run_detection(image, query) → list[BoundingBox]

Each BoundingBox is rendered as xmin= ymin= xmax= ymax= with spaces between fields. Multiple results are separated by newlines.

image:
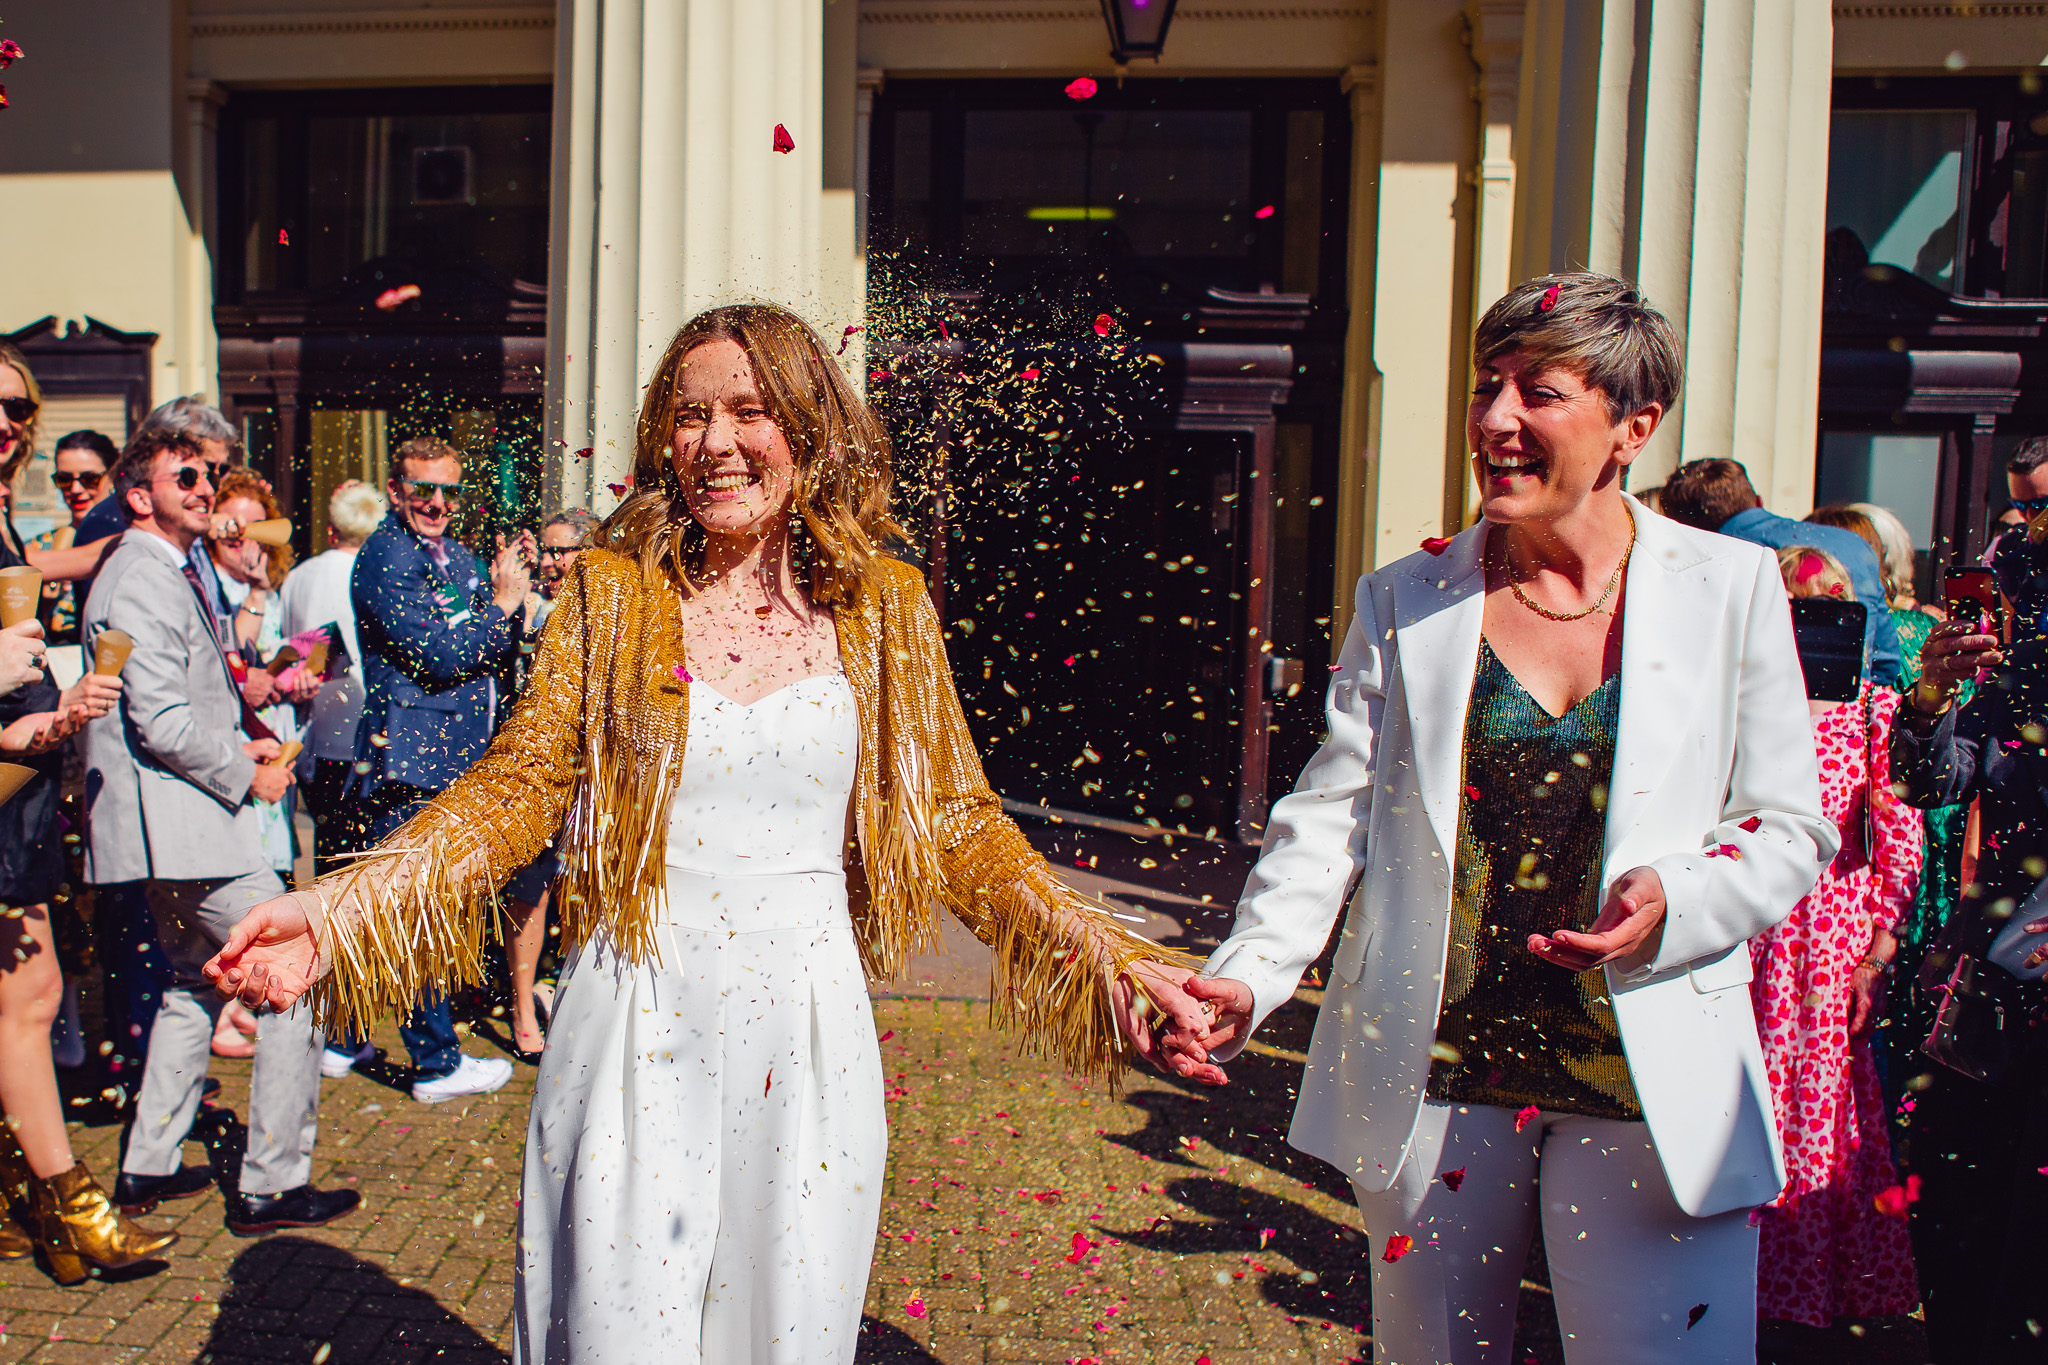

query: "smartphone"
xmin=1943 ymin=566 xmax=2010 ymax=641
xmin=1789 ymin=597 xmax=1867 ymax=703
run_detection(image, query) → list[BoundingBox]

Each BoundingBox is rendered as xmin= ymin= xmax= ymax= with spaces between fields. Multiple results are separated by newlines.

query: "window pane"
xmin=961 ymin=110 xmax=1252 ymax=259
xmin=1827 ymin=110 xmax=1972 ymax=288
xmin=1816 ymin=431 xmax=1941 ymax=552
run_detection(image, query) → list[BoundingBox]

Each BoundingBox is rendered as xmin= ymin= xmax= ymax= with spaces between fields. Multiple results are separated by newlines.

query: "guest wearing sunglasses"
xmin=27 ymin=431 xmax=118 ymax=645
xmin=342 ymin=437 xmax=534 ymax=1102
xmin=1989 ymin=436 xmax=2048 ymax=640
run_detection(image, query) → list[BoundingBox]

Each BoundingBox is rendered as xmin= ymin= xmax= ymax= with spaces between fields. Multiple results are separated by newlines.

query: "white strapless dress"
xmin=514 ymin=675 xmax=885 ymax=1364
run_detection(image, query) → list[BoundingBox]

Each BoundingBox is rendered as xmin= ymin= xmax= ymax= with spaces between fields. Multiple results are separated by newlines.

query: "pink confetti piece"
xmin=904 ymin=1296 xmax=928 ymax=1319
xmin=1019 ymin=367 xmax=1041 ymax=381
xmin=1063 ymin=655 xmax=1077 ymax=666
xmin=671 ymin=665 xmax=693 ymax=683
xmin=1538 ymin=283 xmax=1562 ymax=312
xmin=772 ymin=123 xmax=795 ymax=154
xmin=278 ymin=228 xmax=289 ymax=245
xmin=1705 ymin=843 xmax=1744 ymax=860
xmin=1254 ymin=204 xmax=1275 ymax=219
xmin=1514 ymin=1104 xmax=1539 ymax=1134
xmin=1258 ymin=1226 xmax=1275 ymax=1248
xmin=836 ymin=324 xmax=863 ymax=355
xmin=374 ymin=283 xmax=422 ymax=311
xmin=1873 ymin=1174 xmax=1922 ymax=1216
xmin=0 ymin=41 xmax=23 ymax=70
xmin=1093 ymin=313 xmax=1115 ymax=336
xmin=1064 ymin=1232 xmax=1097 ymax=1264
xmin=1380 ymin=1233 xmax=1414 ymax=1262
xmin=1065 ymin=76 xmax=1098 ymax=100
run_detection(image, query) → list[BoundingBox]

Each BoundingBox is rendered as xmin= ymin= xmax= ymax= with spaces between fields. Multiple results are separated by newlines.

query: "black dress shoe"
xmin=226 ymin=1184 xmax=360 ymax=1236
xmin=201 ymin=1077 xmax=222 ymax=1102
xmin=114 ymin=1165 xmax=217 ymax=1215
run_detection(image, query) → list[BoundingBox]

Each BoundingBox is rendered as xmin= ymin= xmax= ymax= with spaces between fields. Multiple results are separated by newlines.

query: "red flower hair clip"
xmin=1538 ymin=283 xmax=1562 ymax=312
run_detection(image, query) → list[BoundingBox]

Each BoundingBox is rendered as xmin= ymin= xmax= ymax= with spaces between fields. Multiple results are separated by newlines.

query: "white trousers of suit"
xmin=122 ymin=868 xmax=323 ymax=1196
xmin=1351 ymin=1100 xmax=1757 ymax=1365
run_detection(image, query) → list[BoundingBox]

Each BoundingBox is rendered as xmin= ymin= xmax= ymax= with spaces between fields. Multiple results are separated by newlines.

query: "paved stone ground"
xmin=0 ymin=817 xmax=1929 ymax=1363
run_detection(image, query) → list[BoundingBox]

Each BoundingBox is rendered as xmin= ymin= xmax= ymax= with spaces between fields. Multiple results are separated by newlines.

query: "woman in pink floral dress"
xmin=1750 ymin=545 xmax=1923 ymax=1327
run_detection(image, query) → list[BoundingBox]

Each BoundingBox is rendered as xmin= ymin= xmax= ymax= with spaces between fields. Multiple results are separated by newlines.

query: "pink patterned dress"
xmin=1749 ymin=684 xmax=1923 ymax=1324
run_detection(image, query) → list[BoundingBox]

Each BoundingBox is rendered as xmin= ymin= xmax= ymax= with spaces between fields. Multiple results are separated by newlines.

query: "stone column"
xmin=1513 ymin=0 xmax=1834 ymax=504
xmin=546 ymin=0 xmax=827 ymax=514
xmin=1463 ymin=0 xmax=1524 ymax=524
xmin=181 ymin=79 xmax=226 ymax=403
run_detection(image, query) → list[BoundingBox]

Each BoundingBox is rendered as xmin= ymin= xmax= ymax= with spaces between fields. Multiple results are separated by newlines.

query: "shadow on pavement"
xmin=855 ymin=1314 xmax=946 ymax=1363
xmin=201 ymin=1235 xmax=507 ymax=1364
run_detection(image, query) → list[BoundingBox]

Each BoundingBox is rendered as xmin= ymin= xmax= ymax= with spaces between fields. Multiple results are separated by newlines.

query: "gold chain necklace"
xmin=1500 ymin=519 xmax=1637 ymax=622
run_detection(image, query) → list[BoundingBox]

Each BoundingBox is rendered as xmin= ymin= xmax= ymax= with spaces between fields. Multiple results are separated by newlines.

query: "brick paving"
xmin=0 ymin=817 xmax=1927 ymax=1363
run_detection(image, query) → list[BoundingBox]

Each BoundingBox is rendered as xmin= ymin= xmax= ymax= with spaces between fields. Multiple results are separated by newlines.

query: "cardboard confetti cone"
xmin=302 ymin=639 xmax=330 ymax=680
xmin=0 ymin=566 xmax=41 ymax=626
xmin=242 ymin=518 xmax=292 ymax=547
xmin=91 ymin=629 xmax=133 ymax=677
xmin=268 ymin=741 xmax=303 ymax=769
xmin=265 ymin=645 xmax=300 ymax=676
xmin=0 ymin=763 xmax=35 ymax=807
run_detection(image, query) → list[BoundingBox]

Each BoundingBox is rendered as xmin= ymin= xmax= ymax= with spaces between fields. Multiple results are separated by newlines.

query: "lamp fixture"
xmin=1099 ymin=0 xmax=1178 ymax=63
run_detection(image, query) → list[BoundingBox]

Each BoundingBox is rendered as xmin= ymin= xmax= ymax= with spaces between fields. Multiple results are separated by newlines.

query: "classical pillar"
xmin=181 ymin=80 xmax=227 ymax=403
xmin=1329 ymin=61 xmax=1381 ymax=636
xmin=1513 ymin=0 xmax=1834 ymax=504
xmin=546 ymin=0 xmax=827 ymax=514
xmin=1463 ymin=1 xmax=1524 ymax=524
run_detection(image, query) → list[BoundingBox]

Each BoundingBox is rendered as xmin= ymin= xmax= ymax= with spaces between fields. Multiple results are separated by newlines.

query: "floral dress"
xmin=1750 ymin=684 xmax=1923 ymax=1324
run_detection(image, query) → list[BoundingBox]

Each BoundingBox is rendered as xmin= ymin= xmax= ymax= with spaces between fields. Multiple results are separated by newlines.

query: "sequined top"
xmin=1427 ymin=639 xmax=1642 ymax=1120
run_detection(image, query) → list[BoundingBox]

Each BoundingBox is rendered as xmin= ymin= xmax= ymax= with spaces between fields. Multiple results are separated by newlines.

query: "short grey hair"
xmin=1474 ymin=272 xmax=1685 ymax=424
xmin=329 ymin=481 xmax=388 ymax=545
xmin=135 ymin=396 xmax=243 ymax=461
xmin=543 ymin=508 xmax=599 ymax=545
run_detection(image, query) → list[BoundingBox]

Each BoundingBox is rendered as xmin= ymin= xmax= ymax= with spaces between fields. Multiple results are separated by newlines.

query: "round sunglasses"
xmin=51 ymin=470 xmax=103 ymax=492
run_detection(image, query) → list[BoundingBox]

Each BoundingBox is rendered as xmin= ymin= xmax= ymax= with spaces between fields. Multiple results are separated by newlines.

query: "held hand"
xmin=1157 ymin=976 xmax=1253 ymax=1087
xmin=1114 ymin=960 xmax=1210 ymax=1069
xmin=1914 ymin=618 xmax=2003 ymax=711
xmin=242 ymin=670 xmax=280 ymax=709
xmin=241 ymin=737 xmax=283 ymax=763
xmin=2020 ymin=915 xmax=2048 ymax=971
xmin=283 ymin=666 xmax=323 ymax=704
xmin=0 ymin=620 xmax=45 ymax=695
xmin=248 ymin=762 xmax=293 ymax=805
xmin=12 ymin=703 xmax=90 ymax=754
xmin=204 ymin=894 xmax=320 ymax=1012
xmin=491 ymin=531 xmax=534 ymax=613
xmin=1530 ymin=866 xmax=1667 ymax=972
xmin=56 ymin=672 xmax=120 ymax=721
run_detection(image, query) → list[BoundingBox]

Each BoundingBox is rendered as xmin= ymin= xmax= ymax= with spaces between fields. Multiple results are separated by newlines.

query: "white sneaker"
xmin=411 ymin=1054 xmax=513 ymax=1104
xmin=320 ymin=1042 xmax=376 ymax=1079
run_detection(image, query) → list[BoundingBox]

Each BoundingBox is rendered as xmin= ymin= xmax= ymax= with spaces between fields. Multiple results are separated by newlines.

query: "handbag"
xmin=1922 ymin=951 xmax=2016 ymax=1083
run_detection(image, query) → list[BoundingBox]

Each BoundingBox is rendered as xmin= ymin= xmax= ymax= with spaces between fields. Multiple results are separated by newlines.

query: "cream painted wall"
xmin=1834 ymin=5 xmax=2048 ymax=72
xmin=188 ymin=1 xmax=554 ymax=85
xmin=857 ymin=0 xmax=1373 ymax=74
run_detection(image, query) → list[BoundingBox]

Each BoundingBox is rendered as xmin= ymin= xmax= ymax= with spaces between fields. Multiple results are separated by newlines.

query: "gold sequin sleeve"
xmin=877 ymin=567 xmax=1199 ymax=1084
xmin=303 ymin=560 xmax=602 ymax=1035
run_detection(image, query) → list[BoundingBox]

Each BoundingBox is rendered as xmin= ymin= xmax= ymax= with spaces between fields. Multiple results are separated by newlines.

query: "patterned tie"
xmin=182 ymin=559 xmax=276 ymax=743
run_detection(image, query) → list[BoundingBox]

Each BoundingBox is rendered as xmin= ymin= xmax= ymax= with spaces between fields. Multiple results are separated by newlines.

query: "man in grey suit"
xmin=81 ymin=427 xmax=358 ymax=1235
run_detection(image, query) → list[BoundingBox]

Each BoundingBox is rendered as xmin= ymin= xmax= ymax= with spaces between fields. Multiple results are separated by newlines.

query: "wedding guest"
xmin=28 ymin=430 xmax=117 ymax=645
xmin=338 ymin=437 xmax=529 ymax=1101
xmin=1750 ymin=545 xmax=1921 ymax=1344
xmin=1155 ymin=273 xmax=1835 ymax=1365
xmin=1889 ymin=594 xmax=2048 ymax=1363
xmin=1662 ymin=458 xmax=1901 ymax=685
xmin=206 ymin=302 xmax=1203 ymax=1363
xmin=83 ymin=426 xmax=356 ymax=1243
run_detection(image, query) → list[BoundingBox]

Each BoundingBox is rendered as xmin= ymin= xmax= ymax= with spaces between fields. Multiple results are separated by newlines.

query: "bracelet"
xmin=1858 ymin=955 xmax=1892 ymax=974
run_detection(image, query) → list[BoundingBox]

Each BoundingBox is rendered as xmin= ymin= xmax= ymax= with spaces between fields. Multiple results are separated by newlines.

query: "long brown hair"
xmin=593 ymin=303 xmax=900 ymax=607
xmin=0 ymin=343 xmax=43 ymax=486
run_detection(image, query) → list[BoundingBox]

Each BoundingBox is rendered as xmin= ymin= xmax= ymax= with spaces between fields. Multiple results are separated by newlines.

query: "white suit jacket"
xmin=1205 ymin=497 xmax=1837 ymax=1217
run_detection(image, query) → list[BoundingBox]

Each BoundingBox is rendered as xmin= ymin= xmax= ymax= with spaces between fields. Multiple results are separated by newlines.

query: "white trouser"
xmin=1350 ymin=1100 xmax=1757 ymax=1365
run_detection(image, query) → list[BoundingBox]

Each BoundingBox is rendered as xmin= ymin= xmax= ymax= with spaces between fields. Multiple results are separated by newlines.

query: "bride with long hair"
xmin=205 ymin=303 xmax=1203 ymax=1363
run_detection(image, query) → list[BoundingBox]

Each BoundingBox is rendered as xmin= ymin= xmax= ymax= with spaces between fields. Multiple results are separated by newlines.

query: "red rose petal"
xmin=904 ymin=1296 xmax=928 ymax=1319
xmin=1065 ymin=77 xmax=1098 ymax=100
xmin=1739 ymin=816 xmax=1763 ymax=833
xmin=1380 ymin=1232 xmax=1414 ymax=1262
xmin=1514 ymin=1104 xmax=1539 ymax=1134
xmin=1464 ymin=785 xmax=1482 ymax=801
xmin=1686 ymin=1303 xmax=1708 ymax=1330
xmin=1441 ymin=1166 xmax=1466 ymax=1192
xmin=1093 ymin=313 xmax=1115 ymax=337
xmin=1020 ymin=367 xmax=1041 ymax=381
xmin=1421 ymin=536 xmax=1453 ymax=556
xmin=772 ymin=123 xmax=795 ymax=154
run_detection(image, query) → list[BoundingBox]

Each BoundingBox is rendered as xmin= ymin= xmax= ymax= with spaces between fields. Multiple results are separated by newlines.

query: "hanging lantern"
xmin=1098 ymin=0 xmax=1179 ymax=63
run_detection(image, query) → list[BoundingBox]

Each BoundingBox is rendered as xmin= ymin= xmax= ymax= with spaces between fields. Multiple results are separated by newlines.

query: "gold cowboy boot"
xmin=26 ymin=1161 xmax=176 ymax=1285
xmin=0 ymin=1120 xmax=38 ymax=1258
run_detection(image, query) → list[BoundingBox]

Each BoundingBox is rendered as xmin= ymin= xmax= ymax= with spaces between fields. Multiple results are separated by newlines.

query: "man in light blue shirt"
xmin=1659 ymin=458 xmax=1901 ymax=687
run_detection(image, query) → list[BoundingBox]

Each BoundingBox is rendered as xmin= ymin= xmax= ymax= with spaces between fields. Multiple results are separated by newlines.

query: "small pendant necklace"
xmin=1500 ymin=519 xmax=1637 ymax=622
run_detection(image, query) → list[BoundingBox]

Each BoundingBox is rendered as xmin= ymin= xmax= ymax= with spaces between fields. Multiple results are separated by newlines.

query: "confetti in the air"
xmin=374 ymin=283 xmax=422 ymax=311
xmin=1380 ymin=1233 xmax=1414 ymax=1262
xmin=573 ymin=447 xmax=593 ymax=461
xmin=1065 ymin=77 xmax=1098 ymax=100
xmin=1441 ymin=1166 xmax=1466 ymax=1191
xmin=0 ymin=41 xmax=23 ymax=69
xmin=1514 ymin=1104 xmax=1539 ymax=1134
xmin=1254 ymin=205 xmax=1275 ymax=219
xmin=764 ymin=1069 xmax=773 ymax=1096
xmin=607 ymin=482 xmax=631 ymax=498
xmin=279 ymin=229 xmax=290 ymax=245
xmin=672 ymin=666 xmax=693 ymax=683
xmin=1464 ymin=784 xmax=1482 ymax=801
xmin=1687 ymin=1303 xmax=1709 ymax=1330
xmin=1019 ymin=367 xmax=1041 ymax=381
xmin=1258 ymin=1226 xmax=1275 ymax=1248
xmin=837 ymin=324 xmax=863 ymax=356
xmin=1093 ymin=313 xmax=1115 ymax=337
xmin=772 ymin=123 xmax=795 ymax=154
xmin=904 ymin=1296 xmax=928 ymax=1319
xmin=1873 ymin=1174 xmax=1922 ymax=1216
xmin=1422 ymin=536 xmax=1453 ymax=556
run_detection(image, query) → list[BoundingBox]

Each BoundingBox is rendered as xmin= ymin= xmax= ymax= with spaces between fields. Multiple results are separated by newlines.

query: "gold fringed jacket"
xmin=309 ymin=549 xmax=1180 ymax=1081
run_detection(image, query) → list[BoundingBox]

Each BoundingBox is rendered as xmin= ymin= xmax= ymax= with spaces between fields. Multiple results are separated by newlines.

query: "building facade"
xmin=0 ymin=0 xmax=2042 ymax=841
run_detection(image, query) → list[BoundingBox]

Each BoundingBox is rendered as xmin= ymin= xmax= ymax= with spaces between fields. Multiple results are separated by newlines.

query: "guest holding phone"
xmin=1889 ymin=573 xmax=2048 ymax=1364
xmin=1151 ymin=273 xmax=1836 ymax=1365
xmin=1751 ymin=546 xmax=1922 ymax=1350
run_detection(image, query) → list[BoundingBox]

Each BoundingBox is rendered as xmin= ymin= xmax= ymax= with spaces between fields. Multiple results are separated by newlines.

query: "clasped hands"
xmin=1118 ymin=867 xmax=1667 ymax=1087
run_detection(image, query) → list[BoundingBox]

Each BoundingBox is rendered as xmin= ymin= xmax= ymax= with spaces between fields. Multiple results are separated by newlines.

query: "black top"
xmin=1427 ymin=639 xmax=1642 ymax=1120
xmin=0 ymin=515 xmax=64 ymax=905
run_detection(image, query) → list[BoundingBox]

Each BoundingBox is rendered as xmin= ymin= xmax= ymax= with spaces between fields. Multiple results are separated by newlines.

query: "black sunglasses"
xmin=2013 ymin=497 xmax=2048 ymax=516
xmin=157 ymin=465 xmax=214 ymax=492
xmin=50 ymin=470 xmax=103 ymax=491
xmin=0 ymin=397 xmax=37 ymax=424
